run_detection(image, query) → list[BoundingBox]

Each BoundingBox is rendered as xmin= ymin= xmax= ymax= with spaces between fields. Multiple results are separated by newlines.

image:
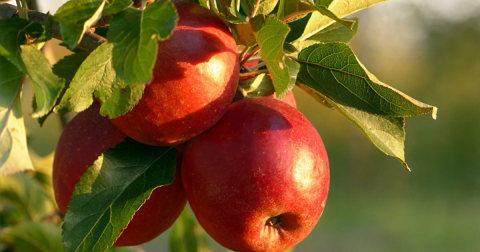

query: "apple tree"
xmin=0 ymin=0 xmax=437 ymax=251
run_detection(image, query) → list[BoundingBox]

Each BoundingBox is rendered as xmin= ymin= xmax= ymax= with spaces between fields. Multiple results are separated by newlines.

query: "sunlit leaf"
xmin=0 ymin=56 xmax=33 ymax=175
xmin=234 ymin=73 xmax=275 ymax=102
xmin=55 ymin=0 xmax=106 ymax=49
xmin=251 ymin=16 xmax=300 ymax=98
xmin=301 ymin=0 xmax=355 ymax=30
xmin=296 ymin=0 xmax=389 ymax=41
xmin=108 ymin=1 xmax=178 ymax=85
xmin=306 ymin=17 xmax=359 ymax=43
xmin=295 ymin=42 xmax=437 ymax=118
xmin=20 ymin=45 xmax=65 ymax=118
xmin=297 ymin=83 xmax=409 ymax=170
xmin=62 ymin=139 xmax=177 ymax=252
xmin=277 ymin=0 xmax=315 ymax=22
xmin=54 ymin=43 xmax=145 ymax=118
xmin=241 ymin=0 xmax=279 ymax=18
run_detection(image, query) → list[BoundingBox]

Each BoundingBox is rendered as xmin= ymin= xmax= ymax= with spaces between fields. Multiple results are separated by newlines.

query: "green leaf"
xmin=234 ymin=73 xmax=275 ymax=102
xmin=35 ymin=13 xmax=54 ymax=43
xmin=52 ymin=51 xmax=90 ymax=84
xmin=251 ymin=16 xmax=300 ymax=98
xmin=0 ymin=18 xmax=44 ymax=70
xmin=108 ymin=1 xmax=178 ymax=85
xmin=182 ymin=0 xmax=205 ymax=7
xmin=103 ymin=0 xmax=132 ymax=15
xmin=54 ymin=43 xmax=145 ymax=118
xmin=20 ymin=45 xmax=65 ymax=118
xmin=241 ymin=0 xmax=279 ymax=18
xmin=276 ymin=0 xmax=315 ymax=22
xmin=0 ymin=56 xmax=33 ymax=175
xmin=301 ymin=0 xmax=355 ymax=30
xmin=0 ymin=221 xmax=63 ymax=252
xmin=231 ymin=23 xmax=257 ymax=46
xmin=0 ymin=172 xmax=55 ymax=221
xmin=30 ymin=51 xmax=90 ymax=126
xmin=55 ymin=0 xmax=106 ymax=49
xmin=295 ymin=43 xmax=437 ymax=118
xmin=239 ymin=73 xmax=275 ymax=98
xmin=296 ymin=0 xmax=389 ymax=41
xmin=169 ymin=208 xmax=213 ymax=252
xmin=62 ymin=139 xmax=177 ymax=252
xmin=306 ymin=17 xmax=359 ymax=43
xmin=297 ymin=83 xmax=410 ymax=170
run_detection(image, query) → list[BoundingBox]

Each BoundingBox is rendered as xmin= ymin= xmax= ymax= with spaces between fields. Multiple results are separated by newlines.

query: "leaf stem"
xmin=239 ymin=47 xmax=260 ymax=66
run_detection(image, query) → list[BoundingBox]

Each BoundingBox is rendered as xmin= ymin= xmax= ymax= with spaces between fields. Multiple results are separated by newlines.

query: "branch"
xmin=0 ymin=3 xmax=106 ymax=52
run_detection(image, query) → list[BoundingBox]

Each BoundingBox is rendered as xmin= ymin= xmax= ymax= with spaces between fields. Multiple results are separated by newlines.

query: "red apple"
xmin=181 ymin=97 xmax=329 ymax=252
xmin=110 ymin=2 xmax=239 ymax=146
xmin=53 ymin=102 xmax=187 ymax=246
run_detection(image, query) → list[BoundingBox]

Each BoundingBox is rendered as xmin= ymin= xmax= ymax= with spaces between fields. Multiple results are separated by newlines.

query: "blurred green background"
xmin=3 ymin=0 xmax=480 ymax=251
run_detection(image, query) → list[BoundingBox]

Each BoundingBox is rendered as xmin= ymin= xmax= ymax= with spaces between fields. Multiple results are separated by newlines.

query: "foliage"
xmin=0 ymin=0 xmax=437 ymax=251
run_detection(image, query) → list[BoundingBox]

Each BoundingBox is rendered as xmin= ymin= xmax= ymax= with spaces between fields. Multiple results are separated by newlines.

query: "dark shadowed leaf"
xmin=0 ymin=18 xmax=44 ymax=69
xmin=62 ymin=139 xmax=177 ymax=252
xmin=52 ymin=51 xmax=90 ymax=84
xmin=103 ymin=0 xmax=132 ymax=15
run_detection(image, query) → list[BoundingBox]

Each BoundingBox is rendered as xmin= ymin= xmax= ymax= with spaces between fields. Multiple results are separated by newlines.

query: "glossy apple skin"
xmin=182 ymin=98 xmax=329 ymax=252
xmin=111 ymin=2 xmax=239 ymax=146
xmin=53 ymin=102 xmax=187 ymax=246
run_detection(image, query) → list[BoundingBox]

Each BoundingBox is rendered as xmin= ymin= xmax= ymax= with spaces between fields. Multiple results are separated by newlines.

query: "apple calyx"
xmin=266 ymin=215 xmax=284 ymax=229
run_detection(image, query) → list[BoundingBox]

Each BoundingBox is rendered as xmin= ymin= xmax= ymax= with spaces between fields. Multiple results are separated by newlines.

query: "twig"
xmin=0 ymin=3 xmax=106 ymax=52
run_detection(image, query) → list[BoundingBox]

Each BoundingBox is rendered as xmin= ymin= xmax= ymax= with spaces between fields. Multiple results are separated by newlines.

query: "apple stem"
xmin=266 ymin=215 xmax=283 ymax=229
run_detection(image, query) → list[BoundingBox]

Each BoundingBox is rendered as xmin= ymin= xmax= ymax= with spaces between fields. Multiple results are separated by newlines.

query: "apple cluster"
xmin=53 ymin=2 xmax=329 ymax=252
